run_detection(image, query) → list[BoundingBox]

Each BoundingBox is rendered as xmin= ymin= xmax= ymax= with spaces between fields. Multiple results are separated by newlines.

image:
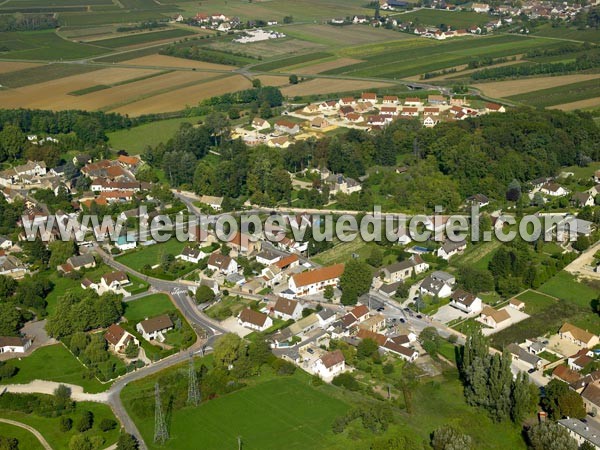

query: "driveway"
xmin=481 ymin=306 xmax=530 ymax=336
xmin=546 ymin=334 xmax=582 ymax=358
xmin=565 ymin=240 xmax=600 ymax=280
xmin=220 ymin=316 xmax=253 ymax=337
xmin=433 ymin=304 xmax=470 ymax=324
xmin=0 ymin=320 xmax=55 ymax=362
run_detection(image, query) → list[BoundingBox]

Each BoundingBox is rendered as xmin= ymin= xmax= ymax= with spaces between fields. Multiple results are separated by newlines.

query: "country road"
xmin=0 ymin=418 xmax=53 ymax=450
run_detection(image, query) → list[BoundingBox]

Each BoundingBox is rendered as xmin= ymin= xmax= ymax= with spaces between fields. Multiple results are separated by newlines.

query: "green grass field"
xmin=0 ymin=401 xmax=119 ymax=450
xmin=0 ymin=63 xmax=99 ymax=88
xmin=116 ymin=240 xmax=188 ymax=272
xmin=58 ymin=10 xmax=173 ymax=26
xmin=507 ymin=78 xmax=600 ymax=107
xmin=122 ymin=371 xmax=350 ymax=450
xmin=108 ymin=115 xmax=202 ymax=151
xmin=0 ymin=29 xmax=108 ymax=60
xmin=1 ymin=344 xmax=109 ymax=393
xmin=532 ymin=23 xmax=600 ymax=44
xmin=0 ymin=422 xmax=44 ymax=450
xmin=538 ymin=271 xmax=598 ymax=309
xmin=514 ymin=289 xmax=557 ymax=315
xmin=123 ymin=293 xmax=176 ymax=323
xmin=325 ymin=34 xmax=560 ymax=79
xmin=252 ymin=52 xmax=334 ymax=72
xmin=399 ymin=9 xmax=488 ymax=28
xmin=90 ymin=28 xmax=197 ymax=49
xmin=279 ymin=23 xmax=409 ymax=47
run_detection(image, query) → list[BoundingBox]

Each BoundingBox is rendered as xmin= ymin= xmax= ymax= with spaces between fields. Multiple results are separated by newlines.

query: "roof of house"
xmin=208 ymin=252 xmax=234 ymax=270
xmin=291 ymin=263 xmax=345 ymax=288
xmin=361 ymin=92 xmax=377 ymax=100
xmin=509 ymin=298 xmax=525 ymax=307
xmin=506 ymin=343 xmax=541 ymax=367
xmin=68 ymin=254 xmax=95 ymax=268
xmin=317 ymin=308 xmax=336 ymax=322
xmin=274 ymin=252 xmax=299 ymax=270
xmin=440 ymin=240 xmax=467 ymax=254
xmin=382 ymin=339 xmax=416 ymax=357
xmin=275 ymin=119 xmax=298 ymax=129
xmin=319 ymin=349 xmax=345 ymax=368
xmin=351 ymin=304 xmax=369 ymax=320
xmin=239 ymin=308 xmax=269 ymax=327
xmin=481 ymin=306 xmax=510 ymax=324
xmin=139 ymin=314 xmax=173 ymax=334
xmin=383 ymin=255 xmax=425 ymax=274
xmin=104 ymin=324 xmax=127 ymax=346
xmin=358 ymin=314 xmax=386 ymax=330
xmin=341 ymin=313 xmax=357 ymax=329
xmin=102 ymin=271 xmax=128 ymax=285
xmin=0 ymin=336 xmax=29 ymax=347
xmin=560 ymin=323 xmax=597 ymax=344
xmin=552 ymin=364 xmax=581 ymax=384
xmin=273 ymin=298 xmax=300 ymax=316
xmin=582 ymin=381 xmax=600 ymax=407
xmin=357 ymin=329 xmax=387 ymax=346
xmin=451 ymin=289 xmax=479 ymax=307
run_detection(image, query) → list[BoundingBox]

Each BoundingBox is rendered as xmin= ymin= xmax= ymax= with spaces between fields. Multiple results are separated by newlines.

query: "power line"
xmin=154 ymin=382 xmax=169 ymax=444
xmin=187 ymin=354 xmax=201 ymax=406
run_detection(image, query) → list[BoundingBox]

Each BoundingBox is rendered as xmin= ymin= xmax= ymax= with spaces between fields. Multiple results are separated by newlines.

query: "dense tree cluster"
xmin=339 ymin=259 xmax=373 ymax=305
xmin=527 ymin=421 xmax=578 ymax=450
xmin=66 ymin=332 xmax=126 ymax=381
xmin=458 ymin=330 xmax=538 ymax=423
xmin=0 ymin=13 xmax=57 ymax=32
xmin=46 ymin=290 xmax=123 ymax=338
xmin=541 ymin=379 xmax=586 ymax=420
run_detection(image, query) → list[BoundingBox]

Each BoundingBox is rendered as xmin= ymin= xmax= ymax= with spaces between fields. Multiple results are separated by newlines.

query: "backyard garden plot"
xmin=325 ymin=35 xmax=560 ymax=79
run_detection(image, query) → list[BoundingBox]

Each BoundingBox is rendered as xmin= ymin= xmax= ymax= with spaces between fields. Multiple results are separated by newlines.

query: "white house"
xmin=559 ymin=323 xmax=599 ymax=348
xmin=380 ymin=255 xmax=429 ymax=283
xmin=177 ymin=246 xmax=206 ymax=264
xmin=137 ymin=315 xmax=173 ymax=342
xmin=255 ymin=250 xmax=281 ymax=266
xmin=437 ymin=240 xmax=467 ymax=261
xmin=288 ymin=263 xmax=345 ymax=296
xmin=274 ymin=120 xmax=300 ymax=135
xmin=101 ymin=271 xmax=130 ymax=292
xmin=238 ymin=308 xmax=273 ymax=332
xmin=251 ymin=117 xmax=270 ymax=131
xmin=207 ymin=252 xmax=238 ymax=275
xmin=449 ymin=290 xmax=483 ymax=314
xmin=479 ymin=306 xmax=511 ymax=329
xmin=0 ymin=236 xmax=13 ymax=250
xmin=419 ymin=273 xmax=453 ymax=298
xmin=0 ymin=336 xmax=32 ymax=354
xmin=313 ymin=349 xmax=346 ymax=381
xmin=540 ymin=182 xmax=568 ymax=197
xmin=200 ymin=195 xmax=224 ymax=211
xmin=272 ymin=297 xmax=303 ymax=321
xmin=104 ymin=324 xmax=139 ymax=353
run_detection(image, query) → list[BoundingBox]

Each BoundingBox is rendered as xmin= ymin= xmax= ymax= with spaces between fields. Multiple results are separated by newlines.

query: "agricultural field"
xmin=0 ymin=63 xmax=99 ymax=88
xmin=0 ymin=344 xmax=110 ymax=393
xmin=0 ymin=29 xmax=108 ymax=60
xmin=108 ymin=115 xmax=203 ymax=152
xmin=507 ymin=78 xmax=600 ymax=109
xmin=293 ymin=57 xmax=364 ymax=75
xmin=252 ymin=52 xmax=334 ymax=72
xmin=473 ymin=73 xmax=600 ymax=99
xmin=207 ymin=36 xmax=323 ymax=60
xmin=0 ymin=60 xmax=39 ymax=73
xmin=88 ymin=28 xmax=198 ymax=49
xmin=398 ymin=9 xmax=489 ymax=28
xmin=280 ymin=78 xmax=395 ymax=98
xmin=279 ymin=23 xmax=409 ymax=47
xmin=175 ymin=0 xmax=374 ymax=23
xmin=110 ymin=74 xmax=252 ymax=115
xmin=123 ymin=53 xmax=235 ymax=71
xmin=325 ymin=35 xmax=562 ymax=80
xmin=531 ymin=23 xmax=600 ymax=44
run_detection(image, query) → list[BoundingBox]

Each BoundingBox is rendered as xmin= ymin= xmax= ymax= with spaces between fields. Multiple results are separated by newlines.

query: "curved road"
xmin=0 ymin=418 xmax=53 ymax=450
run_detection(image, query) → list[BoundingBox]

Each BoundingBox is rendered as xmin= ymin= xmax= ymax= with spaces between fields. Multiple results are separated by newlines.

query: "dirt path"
xmin=564 ymin=240 xmax=600 ymax=280
xmin=0 ymin=418 xmax=53 ymax=450
xmin=2 ymin=380 xmax=109 ymax=403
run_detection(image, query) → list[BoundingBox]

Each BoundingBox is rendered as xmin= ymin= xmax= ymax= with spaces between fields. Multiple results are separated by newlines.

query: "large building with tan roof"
xmin=288 ymin=263 xmax=345 ymax=296
xmin=559 ymin=323 xmax=599 ymax=348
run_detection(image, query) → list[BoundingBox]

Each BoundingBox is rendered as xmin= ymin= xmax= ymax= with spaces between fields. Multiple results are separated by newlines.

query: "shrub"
xmin=99 ymin=418 xmax=117 ymax=432
xmin=60 ymin=416 xmax=73 ymax=432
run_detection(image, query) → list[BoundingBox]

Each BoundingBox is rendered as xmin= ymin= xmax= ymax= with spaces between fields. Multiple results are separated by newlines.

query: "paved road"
xmin=0 ymin=418 xmax=53 ymax=450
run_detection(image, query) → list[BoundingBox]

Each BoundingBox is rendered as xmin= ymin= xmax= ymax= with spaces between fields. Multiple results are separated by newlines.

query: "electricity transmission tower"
xmin=154 ymin=382 xmax=169 ymax=444
xmin=187 ymin=355 xmax=201 ymax=406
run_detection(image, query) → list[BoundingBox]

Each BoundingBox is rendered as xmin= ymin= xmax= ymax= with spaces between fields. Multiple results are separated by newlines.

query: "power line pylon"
xmin=187 ymin=355 xmax=201 ymax=406
xmin=154 ymin=382 xmax=169 ymax=444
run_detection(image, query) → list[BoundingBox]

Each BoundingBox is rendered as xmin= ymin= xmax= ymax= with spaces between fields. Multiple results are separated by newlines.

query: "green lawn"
xmin=0 ymin=29 xmax=108 ymax=60
xmin=122 ymin=370 xmax=350 ymax=450
xmin=0 ymin=401 xmax=120 ymax=450
xmin=514 ymin=289 xmax=557 ymax=315
xmin=561 ymin=161 xmax=600 ymax=179
xmin=123 ymin=293 xmax=176 ymax=323
xmin=107 ymin=116 xmax=202 ymax=152
xmin=204 ymin=296 xmax=256 ymax=321
xmin=0 ymin=422 xmax=44 ymax=450
xmin=116 ymin=240 xmax=188 ymax=272
xmin=1 ymin=344 xmax=109 ymax=393
xmin=538 ymin=271 xmax=598 ymax=308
